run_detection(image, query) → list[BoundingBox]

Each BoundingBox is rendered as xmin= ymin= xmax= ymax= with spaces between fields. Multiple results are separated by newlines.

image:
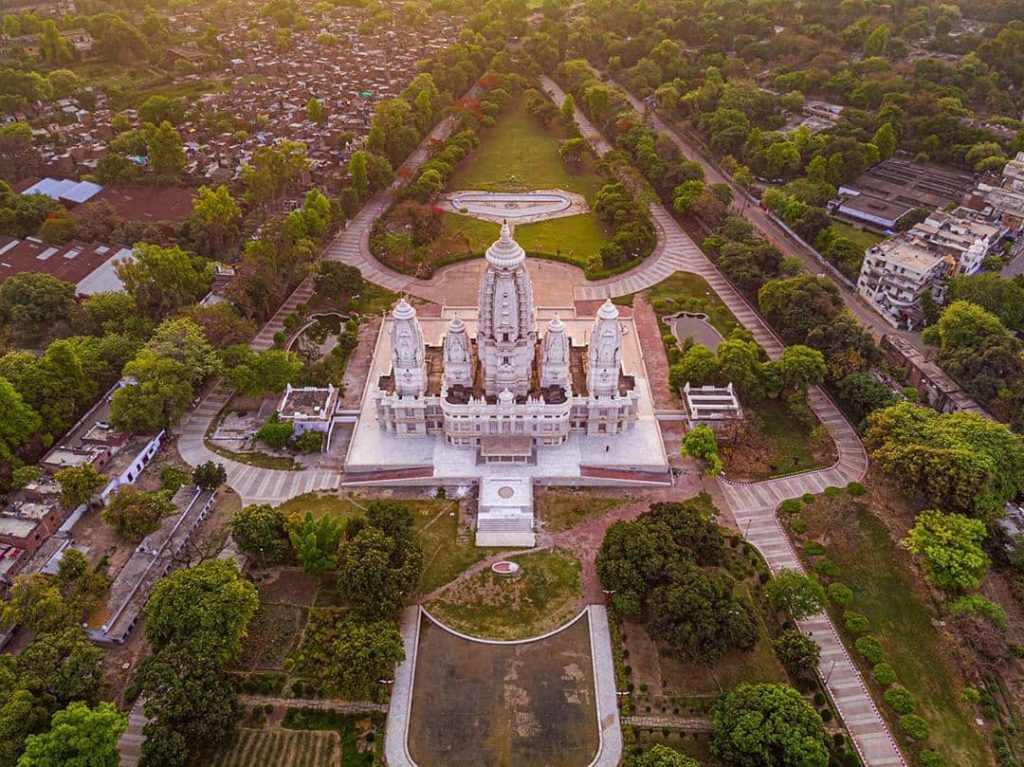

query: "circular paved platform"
xmin=442 ymin=188 xmax=589 ymax=224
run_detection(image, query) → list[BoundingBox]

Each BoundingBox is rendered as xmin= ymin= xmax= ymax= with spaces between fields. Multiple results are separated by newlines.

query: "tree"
xmin=177 ymin=303 xmax=254 ymax=348
xmin=255 ymin=416 xmax=293 ymax=449
xmin=773 ymin=345 xmax=826 ymax=393
xmin=872 ymin=122 xmax=897 ymax=160
xmin=560 ymin=92 xmax=576 ymax=129
xmin=682 ymin=425 xmax=723 ymax=476
xmin=228 ymin=504 xmax=291 ymax=567
xmin=648 ymin=564 xmax=757 ymax=662
xmin=144 ymin=559 xmax=258 ymax=663
xmin=241 ymin=141 xmax=309 ymax=206
xmin=101 ymin=487 xmax=175 ymax=541
xmin=837 ymin=372 xmax=898 ymax=424
xmin=337 ymin=502 xmax=423 ymax=619
xmin=192 ymin=462 xmax=226 ymax=491
xmin=348 ymin=151 xmax=370 ymax=200
xmin=758 ymin=275 xmax=843 ymax=345
xmin=864 ymin=24 xmax=891 ymax=57
xmin=773 ymin=630 xmax=821 ymax=674
xmin=17 ymin=702 xmax=126 ymax=767
xmin=288 ymin=512 xmax=343 ymax=576
xmin=627 ymin=745 xmax=698 ymax=767
xmin=313 ymin=262 xmax=364 ymax=303
xmin=712 ymin=683 xmax=828 ymax=767
xmin=138 ymin=96 xmax=182 ymax=127
xmin=138 ymin=646 xmax=239 ymax=766
xmin=765 ymin=570 xmax=826 ymax=619
xmin=54 ymin=465 xmax=106 ymax=510
xmin=117 ymin=244 xmax=213 ymax=320
xmin=0 ymin=575 xmax=75 ymax=634
xmin=669 ymin=344 xmax=719 ymax=391
xmin=0 ymin=273 xmax=76 ymax=343
xmin=672 ymin=179 xmax=705 ymax=215
xmin=306 ymin=98 xmax=326 ymax=125
xmin=146 ymin=318 xmax=221 ymax=384
xmin=864 ymin=403 xmax=1024 ymax=519
xmin=223 ymin=347 xmax=302 ymax=396
xmin=323 ymin=616 xmax=404 ymax=697
xmin=946 ymin=273 xmax=1024 ymax=333
xmin=902 ymin=510 xmax=989 ymax=592
xmin=146 ymin=121 xmax=186 ymax=178
xmin=188 ymin=186 xmax=242 ymax=257
xmin=0 ymin=377 xmax=41 ymax=466
xmin=110 ymin=353 xmax=193 ymax=433
xmin=559 ymin=137 xmax=586 ymax=167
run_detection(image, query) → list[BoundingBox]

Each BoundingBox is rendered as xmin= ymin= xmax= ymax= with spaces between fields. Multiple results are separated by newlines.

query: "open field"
xmin=615 ymin=272 xmax=740 ymax=339
xmin=827 ymin=220 xmax=883 ymax=252
xmin=536 ymin=489 xmax=629 ymax=532
xmin=275 ymin=493 xmax=484 ymax=594
xmin=210 ymin=728 xmax=339 ymax=767
xmin=427 ymin=549 xmax=582 ymax=640
xmin=408 ymin=611 xmax=598 ymax=766
xmin=788 ymin=494 xmax=991 ymax=765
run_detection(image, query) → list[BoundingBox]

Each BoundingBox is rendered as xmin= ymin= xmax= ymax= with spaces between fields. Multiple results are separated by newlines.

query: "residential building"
xmin=857 ymin=235 xmax=948 ymax=329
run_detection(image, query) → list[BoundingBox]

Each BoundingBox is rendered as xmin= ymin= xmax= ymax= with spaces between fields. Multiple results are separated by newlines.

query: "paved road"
xmin=544 ymin=75 xmax=905 ymax=767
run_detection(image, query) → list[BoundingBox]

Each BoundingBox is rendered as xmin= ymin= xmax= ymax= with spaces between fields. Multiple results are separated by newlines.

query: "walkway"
xmin=238 ymin=694 xmax=387 ymax=714
xmin=116 ymin=700 xmax=147 ymax=767
xmin=175 ymin=278 xmax=340 ymax=506
xmin=544 ymin=75 xmax=903 ymax=767
xmin=622 ymin=715 xmax=712 ymax=733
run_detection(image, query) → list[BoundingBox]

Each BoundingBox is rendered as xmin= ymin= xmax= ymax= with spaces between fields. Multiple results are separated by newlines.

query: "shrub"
xmin=159 ymin=466 xmax=190 ymax=494
xmin=962 ymin=687 xmax=980 ymax=704
xmin=293 ymin=430 xmax=323 ymax=453
xmin=844 ymin=610 xmax=870 ymax=635
xmin=824 ymin=486 xmax=841 ymax=497
xmin=827 ymin=582 xmax=853 ymax=606
xmin=814 ymin=558 xmax=840 ymax=578
xmin=804 ymin=542 xmax=826 ymax=556
xmin=873 ymin=662 xmax=897 ymax=685
xmin=256 ymin=416 xmax=293 ymax=449
xmin=802 ymin=493 xmax=815 ymax=504
xmin=855 ymin=636 xmax=884 ymax=665
xmin=899 ymin=713 xmax=929 ymax=740
xmin=883 ymin=685 xmax=915 ymax=715
xmin=780 ymin=499 xmax=802 ymax=515
xmin=846 ymin=482 xmax=865 ymax=496
xmin=790 ymin=518 xmax=807 ymax=535
xmin=919 ymin=751 xmax=948 ymax=767
xmin=949 ymin=595 xmax=1008 ymax=630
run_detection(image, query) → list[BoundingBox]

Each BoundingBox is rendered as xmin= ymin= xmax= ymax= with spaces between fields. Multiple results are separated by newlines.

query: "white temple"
xmin=373 ymin=223 xmax=641 ymax=465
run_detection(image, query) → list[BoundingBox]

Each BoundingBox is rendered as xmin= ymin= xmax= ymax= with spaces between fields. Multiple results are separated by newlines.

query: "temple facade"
xmin=373 ymin=223 xmax=640 ymax=462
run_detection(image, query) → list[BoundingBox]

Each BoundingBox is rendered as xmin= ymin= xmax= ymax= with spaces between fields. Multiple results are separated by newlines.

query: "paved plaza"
xmin=441 ymin=188 xmax=589 ymax=224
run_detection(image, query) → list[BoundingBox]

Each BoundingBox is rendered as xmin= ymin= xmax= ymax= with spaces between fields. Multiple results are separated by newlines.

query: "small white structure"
xmin=682 ymin=383 xmax=744 ymax=430
xmin=477 ymin=477 xmax=535 ymax=548
xmin=277 ymin=384 xmax=339 ymax=435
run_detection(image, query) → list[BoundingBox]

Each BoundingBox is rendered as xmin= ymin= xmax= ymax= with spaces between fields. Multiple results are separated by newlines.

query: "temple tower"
xmin=442 ymin=316 xmax=473 ymax=388
xmin=587 ymin=299 xmax=622 ymax=398
xmin=477 ymin=221 xmax=536 ymax=398
xmin=540 ymin=314 xmax=571 ymax=392
xmin=390 ymin=299 xmax=426 ymax=397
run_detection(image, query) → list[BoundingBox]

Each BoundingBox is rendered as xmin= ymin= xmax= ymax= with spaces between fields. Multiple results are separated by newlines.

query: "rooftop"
xmin=278 ymin=384 xmax=338 ymax=420
xmin=0 ymin=236 xmax=130 ymax=292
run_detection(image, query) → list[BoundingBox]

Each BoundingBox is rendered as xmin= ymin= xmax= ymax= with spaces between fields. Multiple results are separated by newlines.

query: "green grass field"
xmin=275 ymin=493 xmax=485 ymax=595
xmin=792 ymin=496 xmax=991 ymax=766
xmin=536 ymin=491 xmax=628 ymax=532
xmin=616 ymin=272 xmax=741 ymax=339
xmin=427 ymin=549 xmax=582 ymax=640
xmin=827 ymin=221 xmax=883 ymax=252
xmin=447 ymin=95 xmax=606 ymax=201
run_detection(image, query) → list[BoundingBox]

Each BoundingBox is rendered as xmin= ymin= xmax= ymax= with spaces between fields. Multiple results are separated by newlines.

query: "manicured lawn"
xmin=434 ymin=212 xmax=608 ymax=268
xmin=427 ymin=549 xmax=582 ymax=640
xmin=447 ymin=95 xmax=606 ymax=201
xmin=275 ymin=493 xmax=485 ymax=595
xmin=788 ymin=495 xmax=991 ymax=766
xmin=535 ymin=490 xmax=628 ymax=532
xmin=617 ymin=272 xmax=741 ymax=339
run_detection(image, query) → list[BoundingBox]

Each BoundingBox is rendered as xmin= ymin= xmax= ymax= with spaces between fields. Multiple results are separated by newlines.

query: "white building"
xmin=857 ymin=235 xmax=949 ymax=330
xmin=373 ymin=223 xmax=641 ymax=462
xmin=476 ymin=477 xmax=535 ymax=547
xmin=907 ymin=210 xmax=1002 ymax=276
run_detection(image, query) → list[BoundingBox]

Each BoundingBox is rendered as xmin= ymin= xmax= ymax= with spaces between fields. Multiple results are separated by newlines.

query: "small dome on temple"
xmin=392 ymin=298 xmax=417 ymax=320
xmin=597 ymin=298 xmax=619 ymax=320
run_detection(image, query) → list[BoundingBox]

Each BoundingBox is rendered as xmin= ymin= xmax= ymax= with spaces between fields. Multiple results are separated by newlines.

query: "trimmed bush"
xmin=824 ymin=486 xmax=842 ymax=497
xmin=883 ymin=685 xmax=915 ymax=715
xmin=844 ymin=610 xmax=870 ymax=635
xmin=814 ymin=558 xmax=840 ymax=578
xmin=803 ymin=542 xmax=826 ymax=557
xmin=780 ymin=499 xmax=802 ymax=515
xmin=827 ymin=582 xmax=853 ymax=606
xmin=846 ymin=481 xmax=865 ymax=496
xmin=802 ymin=492 xmax=815 ymax=504
xmin=855 ymin=635 xmax=884 ymax=665
xmin=872 ymin=662 xmax=897 ymax=685
xmin=899 ymin=713 xmax=929 ymax=740
xmin=949 ymin=594 xmax=1008 ymax=630
xmin=920 ymin=751 xmax=948 ymax=767
xmin=790 ymin=518 xmax=807 ymax=535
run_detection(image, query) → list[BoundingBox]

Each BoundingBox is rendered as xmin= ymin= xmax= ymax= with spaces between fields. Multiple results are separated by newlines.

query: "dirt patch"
xmin=340 ymin=316 xmax=382 ymax=408
xmin=408 ymin=612 xmax=599 ymax=767
xmin=237 ymin=602 xmax=308 ymax=671
xmin=255 ymin=568 xmax=321 ymax=607
xmin=634 ymin=294 xmax=678 ymax=409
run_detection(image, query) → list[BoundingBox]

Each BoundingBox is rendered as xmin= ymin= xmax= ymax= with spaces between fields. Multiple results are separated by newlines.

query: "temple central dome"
xmin=485 ymin=220 xmax=526 ymax=269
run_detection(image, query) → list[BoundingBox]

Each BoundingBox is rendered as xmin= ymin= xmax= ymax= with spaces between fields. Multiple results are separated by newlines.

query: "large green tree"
xmin=228 ymin=504 xmax=291 ymax=566
xmin=101 ymin=487 xmax=175 ymax=541
xmin=144 ymin=559 xmax=258 ymax=663
xmin=187 ymin=185 xmax=242 ymax=257
xmin=712 ymin=683 xmax=828 ymax=767
xmin=17 ymin=702 xmax=126 ymax=767
xmin=902 ymin=510 xmax=989 ymax=592
xmin=116 ymin=244 xmax=213 ymax=320
xmin=0 ymin=273 xmax=76 ymax=343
